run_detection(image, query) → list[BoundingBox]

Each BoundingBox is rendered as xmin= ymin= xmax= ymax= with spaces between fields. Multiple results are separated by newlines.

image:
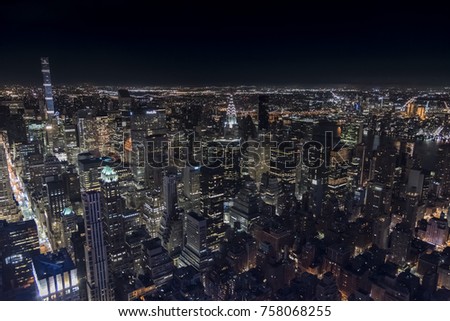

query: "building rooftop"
xmin=32 ymin=248 xmax=76 ymax=280
xmin=101 ymin=165 xmax=118 ymax=182
xmin=61 ymin=207 xmax=75 ymax=217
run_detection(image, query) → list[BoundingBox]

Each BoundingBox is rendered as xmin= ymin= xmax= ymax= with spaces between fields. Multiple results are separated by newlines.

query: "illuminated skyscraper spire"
xmin=225 ymin=94 xmax=237 ymax=128
xmin=41 ymin=57 xmax=55 ymax=115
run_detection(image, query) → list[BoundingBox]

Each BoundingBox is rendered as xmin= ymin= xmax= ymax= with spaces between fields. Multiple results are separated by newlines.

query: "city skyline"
xmin=1 ymin=62 xmax=450 ymax=300
xmin=1 ymin=1 xmax=450 ymax=304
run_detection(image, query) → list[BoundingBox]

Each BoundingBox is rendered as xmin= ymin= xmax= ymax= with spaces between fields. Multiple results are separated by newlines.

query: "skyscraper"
xmin=224 ymin=95 xmax=238 ymax=137
xmin=130 ymin=107 xmax=167 ymax=190
xmin=142 ymin=238 xmax=174 ymax=287
xmin=100 ymin=166 xmax=126 ymax=275
xmin=163 ymin=173 xmax=177 ymax=219
xmin=404 ymin=189 xmax=419 ymax=229
xmin=118 ymin=89 xmax=132 ymax=110
xmin=60 ymin=207 xmax=78 ymax=251
xmin=372 ymin=214 xmax=391 ymax=249
xmin=226 ymin=95 xmax=237 ymax=126
xmin=182 ymin=164 xmax=201 ymax=205
xmin=64 ymin=123 xmax=78 ymax=164
xmin=229 ymin=180 xmax=260 ymax=232
xmin=389 ymin=223 xmax=412 ymax=267
xmin=142 ymin=191 xmax=164 ymax=238
xmin=437 ymin=145 xmax=450 ymax=198
xmin=82 ymin=191 xmax=114 ymax=301
xmin=0 ymin=220 xmax=40 ymax=299
xmin=369 ymin=146 xmax=397 ymax=188
xmin=180 ymin=211 xmax=212 ymax=272
xmin=159 ymin=173 xmax=183 ymax=256
xmin=340 ymin=122 xmax=363 ymax=147
xmin=258 ymin=95 xmax=270 ymax=131
xmin=45 ymin=175 xmax=67 ymax=250
xmin=62 ymin=166 xmax=81 ymax=203
xmin=41 ymin=57 xmax=58 ymax=153
xmin=40 ymin=57 xmax=55 ymax=116
xmin=77 ymin=114 xmax=114 ymax=155
xmin=365 ymin=182 xmax=392 ymax=218
xmin=78 ymin=152 xmax=104 ymax=192
xmin=200 ymin=165 xmax=225 ymax=252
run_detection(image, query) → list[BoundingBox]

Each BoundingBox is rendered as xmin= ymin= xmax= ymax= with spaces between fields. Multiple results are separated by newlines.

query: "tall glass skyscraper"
xmin=40 ymin=57 xmax=55 ymax=115
xmin=82 ymin=191 xmax=114 ymax=301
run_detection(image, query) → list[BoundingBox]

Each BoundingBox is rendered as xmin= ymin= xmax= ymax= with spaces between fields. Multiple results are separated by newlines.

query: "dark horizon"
xmin=1 ymin=1 xmax=450 ymax=86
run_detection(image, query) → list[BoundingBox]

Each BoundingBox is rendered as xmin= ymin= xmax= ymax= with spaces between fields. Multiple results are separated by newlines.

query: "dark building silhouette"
xmin=258 ymin=95 xmax=269 ymax=131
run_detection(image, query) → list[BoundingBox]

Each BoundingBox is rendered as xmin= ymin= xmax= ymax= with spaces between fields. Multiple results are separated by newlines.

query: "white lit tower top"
xmin=41 ymin=57 xmax=55 ymax=116
xmin=101 ymin=166 xmax=119 ymax=183
xmin=225 ymin=94 xmax=238 ymax=128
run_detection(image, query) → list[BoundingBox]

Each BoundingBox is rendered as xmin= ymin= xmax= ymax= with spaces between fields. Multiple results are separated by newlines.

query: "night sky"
xmin=1 ymin=1 xmax=449 ymax=86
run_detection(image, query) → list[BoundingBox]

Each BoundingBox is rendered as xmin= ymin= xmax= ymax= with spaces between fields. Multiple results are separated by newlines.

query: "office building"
xmin=372 ymin=214 xmax=391 ymax=249
xmin=229 ymin=180 xmax=260 ymax=232
xmin=142 ymin=238 xmax=174 ymax=287
xmin=180 ymin=211 xmax=212 ymax=272
xmin=424 ymin=215 xmax=449 ymax=246
xmin=78 ymin=152 xmax=103 ymax=192
xmin=258 ymin=95 xmax=270 ymax=131
xmin=82 ymin=191 xmax=114 ymax=301
xmin=389 ymin=223 xmax=412 ymax=267
xmin=200 ymin=165 xmax=225 ymax=252
xmin=100 ymin=166 xmax=126 ymax=274
xmin=45 ymin=175 xmax=67 ymax=250
xmin=365 ymin=182 xmax=392 ymax=218
xmin=32 ymin=248 xmax=79 ymax=301
xmin=40 ymin=57 xmax=55 ymax=116
xmin=0 ymin=220 xmax=40 ymax=299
